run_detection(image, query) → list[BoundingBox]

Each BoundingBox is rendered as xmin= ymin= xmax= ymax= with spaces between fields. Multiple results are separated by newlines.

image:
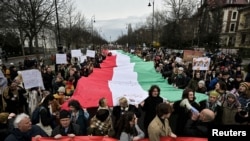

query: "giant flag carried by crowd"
xmin=61 ymin=50 xmax=208 ymax=108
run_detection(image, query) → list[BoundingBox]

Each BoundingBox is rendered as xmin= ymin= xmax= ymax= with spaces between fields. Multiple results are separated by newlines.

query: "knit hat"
xmin=0 ymin=113 xmax=9 ymax=123
xmin=240 ymin=82 xmax=250 ymax=90
xmin=58 ymin=86 xmax=65 ymax=93
xmin=96 ymin=109 xmax=109 ymax=122
xmin=209 ymin=90 xmax=220 ymax=98
xmin=59 ymin=110 xmax=71 ymax=119
xmin=198 ymin=80 xmax=205 ymax=86
xmin=226 ymin=89 xmax=239 ymax=99
xmin=178 ymin=67 xmax=184 ymax=71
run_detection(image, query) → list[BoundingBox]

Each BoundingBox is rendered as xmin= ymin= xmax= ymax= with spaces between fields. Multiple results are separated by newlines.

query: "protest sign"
xmin=86 ymin=49 xmax=95 ymax=58
xmin=71 ymin=50 xmax=82 ymax=57
xmin=183 ymin=50 xmax=204 ymax=61
xmin=80 ymin=55 xmax=87 ymax=63
xmin=192 ymin=57 xmax=211 ymax=70
xmin=56 ymin=54 xmax=67 ymax=64
xmin=21 ymin=69 xmax=44 ymax=89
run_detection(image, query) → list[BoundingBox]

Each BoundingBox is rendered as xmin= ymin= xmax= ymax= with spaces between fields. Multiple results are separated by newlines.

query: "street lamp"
xmin=148 ymin=0 xmax=154 ymax=48
xmin=91 ymin=15 xmax=95 ymax=47
xmin=55 ymin=0 xmax=62 ymax=53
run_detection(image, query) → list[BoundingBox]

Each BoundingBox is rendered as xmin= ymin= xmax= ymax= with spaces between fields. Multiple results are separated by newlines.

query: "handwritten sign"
xmin=56 ymin=54 xmax=67 ymax=64
xmin=71 ymin=49 xmax=82 ymax=57
xmin=80 ymin=55 xmax=87 ymax=63
xmin=21 ymin=69 xmax=44 ymax=89
xmin=192 ymin=57 xmax=211 ymax=70
xmin=86 ymin=50 xmax=95 ymax=58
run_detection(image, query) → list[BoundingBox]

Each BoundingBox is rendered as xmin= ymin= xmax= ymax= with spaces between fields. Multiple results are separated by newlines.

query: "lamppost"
xmin=54 ymin=0 xmax=62 ymax=53
xmin=148 ymin=0 xmax=154 ymax=48
xmin=91 ymin=15 xmax=95 ymax=48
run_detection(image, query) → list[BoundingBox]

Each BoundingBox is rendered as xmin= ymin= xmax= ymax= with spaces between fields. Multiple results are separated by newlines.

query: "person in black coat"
xmin=38 ymin=95 xmax=57 ymax=129
xmin=141 ymin=85 xmax=163 ymax=138
xmin=184 ymin=109 xmax=215 ymax=137
xmin=170 ymin=88 xmax=201 ymax=136
xmin=112 ymin=97 xmax=141 ymax=130
xmin=51 ymin=110 xmax=82 ymax=139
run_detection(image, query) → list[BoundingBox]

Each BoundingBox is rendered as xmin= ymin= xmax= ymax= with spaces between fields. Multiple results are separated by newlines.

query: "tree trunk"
xmin=35 ymin=35 xmax=39 ymax=48
xmin=19 ymin=29 xmax=25 ymax=56
xmin=28 ymin=36 xmax=33 ymax=54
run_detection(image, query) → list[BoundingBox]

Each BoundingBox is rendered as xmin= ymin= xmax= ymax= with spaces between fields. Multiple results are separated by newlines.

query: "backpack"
xmin=31 ymin=106 xmax=46 ymax=125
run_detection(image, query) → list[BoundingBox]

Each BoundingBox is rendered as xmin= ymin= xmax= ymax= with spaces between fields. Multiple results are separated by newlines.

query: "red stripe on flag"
xmin=32 ymin=136 xmax=207 ymax=141
xmin=61 ymin=55 xmax=116 ymax=109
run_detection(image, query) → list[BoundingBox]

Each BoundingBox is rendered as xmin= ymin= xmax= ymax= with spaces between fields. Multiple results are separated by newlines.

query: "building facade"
xmin=235 ymin=6 xmax=250 ymax=47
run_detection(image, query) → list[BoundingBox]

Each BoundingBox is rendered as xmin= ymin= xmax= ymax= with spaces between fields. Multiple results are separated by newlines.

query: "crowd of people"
xmin=0 ymin=47 xmax=249 ymax=141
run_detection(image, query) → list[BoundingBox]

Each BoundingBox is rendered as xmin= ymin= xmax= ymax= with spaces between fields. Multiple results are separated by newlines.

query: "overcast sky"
xmin=74 ymin=0 xmax=165 ymax=42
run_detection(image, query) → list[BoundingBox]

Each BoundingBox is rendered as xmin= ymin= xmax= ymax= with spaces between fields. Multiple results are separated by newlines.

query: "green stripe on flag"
xmin=118 ymin=50 xmax=207 ymax=102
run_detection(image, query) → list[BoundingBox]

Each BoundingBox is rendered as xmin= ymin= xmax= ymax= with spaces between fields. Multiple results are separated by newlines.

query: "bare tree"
xmin=1 ymin=0 xmax=59 ymax=53
xmin=60 ymin=0 xmax=87 ymax=50
xmin=163 ymin=0 xmax=199 ymax=21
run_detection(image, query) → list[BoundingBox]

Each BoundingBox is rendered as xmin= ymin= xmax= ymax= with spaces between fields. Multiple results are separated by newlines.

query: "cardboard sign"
xmin=183 ymin=50 xmax=204 ymax=61
xmin=71 ymin=50 xmax=82 ymax=57
xmin=56 ymin=54 xmax=67 ymax=64
xmin=192 ymin=57 xmax=211 ymax=70
xmin=21 ymin=69 xmax=44 ymax=89
xmin=86 ymin=50 xmax=95 ymax=58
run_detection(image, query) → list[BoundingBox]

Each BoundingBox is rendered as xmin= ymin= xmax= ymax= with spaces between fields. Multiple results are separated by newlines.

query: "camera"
xmin=239 ymin=102 xmax=250 ymax=116
xmin=235 ymin=102 xmax=250 ymax=123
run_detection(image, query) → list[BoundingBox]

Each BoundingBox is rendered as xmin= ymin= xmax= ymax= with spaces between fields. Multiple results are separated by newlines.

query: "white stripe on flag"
xmin=109 ymin=51 xmax=148 ymax=106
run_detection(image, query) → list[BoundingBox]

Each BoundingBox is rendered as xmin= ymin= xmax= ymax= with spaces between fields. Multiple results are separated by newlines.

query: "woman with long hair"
xmin=115 ymin=111 xmax=144 ymax=141
xmin=170 ymin=88 xmax=201 ymax=136
xmin=140 ymin=85 xmax=163 ymax=138
xmin=68 ymin=99 xmax=89 ymax=135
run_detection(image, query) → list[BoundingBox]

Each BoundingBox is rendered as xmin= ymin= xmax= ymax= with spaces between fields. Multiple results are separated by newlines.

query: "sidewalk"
xmin=1 ymin=54 xmax=52 ymax=68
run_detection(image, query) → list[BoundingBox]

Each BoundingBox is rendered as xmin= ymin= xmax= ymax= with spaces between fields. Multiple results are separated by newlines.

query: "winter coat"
xmin=4 ymin=125 xmax=48 ymax=141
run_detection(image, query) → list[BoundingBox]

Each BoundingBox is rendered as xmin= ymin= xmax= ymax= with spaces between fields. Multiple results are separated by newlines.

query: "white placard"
xmin=56 ymin=54 xmax=67 ymax=64
xmin=192 ymin=57 xmax=211 ymax=70
xmin=71 ymin=49 xmax=82 ymax=57
xmin=80 ymin=55 xmax=87 ymax=63
xmin=21 ymin=69 xmax=44 ymax=89
xmin=175 ymin=57 xmax=182 ymax=64
xmin=86 ymin=50 xmax=95 ymax=58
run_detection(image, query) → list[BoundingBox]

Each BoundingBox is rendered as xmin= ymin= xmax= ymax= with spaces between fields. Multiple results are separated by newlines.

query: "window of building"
xmin=230 ymin=23 xmax=235 ymax=32
xmin=228 ymin=36 xmax=235 ymax=46
xmin=245 ymin=15 xmax=250 ymax=28
xmin=232 ymin=12 xmax=237 ymax=20
xmin=241 ymin=34 xmax=246 ymax=44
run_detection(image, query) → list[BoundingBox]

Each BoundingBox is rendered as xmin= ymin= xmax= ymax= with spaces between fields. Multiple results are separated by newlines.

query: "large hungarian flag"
xmin=61 ymin=50 xmax=207 ymax=108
